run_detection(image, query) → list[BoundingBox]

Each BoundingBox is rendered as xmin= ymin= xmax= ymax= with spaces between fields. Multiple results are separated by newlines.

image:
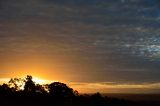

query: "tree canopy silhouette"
xmin=8 ymin=78 xmax=24 ymax=91
xmin=48 ymin=82 xmax=75 ymax=98
xmin=0 ymin=75 xmax=146 ymax=106
xmin=24 ymin=75 xmax=36 ymax=93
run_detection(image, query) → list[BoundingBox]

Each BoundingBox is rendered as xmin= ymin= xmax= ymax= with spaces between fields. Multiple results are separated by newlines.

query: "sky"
xmin=0 ymin=0 xmax=160 ymax=93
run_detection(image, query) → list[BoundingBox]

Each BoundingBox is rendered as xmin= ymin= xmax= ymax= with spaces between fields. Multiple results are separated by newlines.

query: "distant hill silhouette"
xmin=0 ymin=75 xmax=159 ymax=106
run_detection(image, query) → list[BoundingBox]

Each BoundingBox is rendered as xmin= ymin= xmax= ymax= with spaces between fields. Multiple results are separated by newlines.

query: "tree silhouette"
xmin=24 ymin=75 xmax=36 ymax=93
xmin=0 ymin=84 xmax=11 ymax=92
xmin=90 ymin=92 xmax=106 ymax=106
xmin=48 ymin=82 xmax=75 ymax=98
xmin=0 ymin=75 xmax=141 ymax=106
xmin=8 ymin=78 xmax=24 ymax=91
xmin=35 ymin=84 xmax=47 ymax=94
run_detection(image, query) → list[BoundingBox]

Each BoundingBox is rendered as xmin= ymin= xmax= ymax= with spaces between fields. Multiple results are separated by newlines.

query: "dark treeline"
xmin=0 ymin=75 xmax=158 ymax=106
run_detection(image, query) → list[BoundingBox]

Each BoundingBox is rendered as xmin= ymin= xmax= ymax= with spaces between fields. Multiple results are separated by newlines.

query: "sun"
xmin=32 ymin=77 xmax=53 ymax=84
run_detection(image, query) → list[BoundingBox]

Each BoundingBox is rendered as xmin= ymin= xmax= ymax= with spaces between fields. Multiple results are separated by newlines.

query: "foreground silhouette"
xmin=0 ymin=75 xmax=159 ymax=106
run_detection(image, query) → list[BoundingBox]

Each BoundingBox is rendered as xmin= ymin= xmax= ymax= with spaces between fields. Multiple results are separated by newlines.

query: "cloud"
xmin=0 ymin=0 xmax=160 ymax=88
xmin=70 ymin=82 xmax=160 ymax=89
xmin=69 ymin=82 xmax=160 ymax=93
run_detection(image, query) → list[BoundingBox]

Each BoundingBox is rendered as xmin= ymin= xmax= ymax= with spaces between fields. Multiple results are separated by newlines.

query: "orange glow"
xmin=0 ymin=54 xmax=71 ymax=83
xmin=32 ymin=77 xmax=54 ymax=84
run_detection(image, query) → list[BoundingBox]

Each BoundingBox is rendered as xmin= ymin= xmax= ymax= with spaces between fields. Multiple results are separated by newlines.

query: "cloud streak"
xmin=69 ymin=82 xmax=160 ymax=93
xmin=0 ymin=0 xmax=160 ymax=93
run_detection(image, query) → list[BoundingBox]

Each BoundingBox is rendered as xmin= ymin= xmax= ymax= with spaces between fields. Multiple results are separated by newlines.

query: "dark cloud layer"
xmin=0 ymin=0 xmax=160 ymax=85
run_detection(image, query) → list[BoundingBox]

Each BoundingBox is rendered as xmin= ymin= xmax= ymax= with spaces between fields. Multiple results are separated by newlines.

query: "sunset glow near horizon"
xmin=0 ymin=0 xmax=160 ymax=93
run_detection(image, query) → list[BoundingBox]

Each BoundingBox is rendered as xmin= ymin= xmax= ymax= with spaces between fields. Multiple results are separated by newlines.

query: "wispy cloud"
xmin=69 ymin=82 xmax=160 ymax=89
xmin=69 ymin=82 xmax=160 ymax=93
